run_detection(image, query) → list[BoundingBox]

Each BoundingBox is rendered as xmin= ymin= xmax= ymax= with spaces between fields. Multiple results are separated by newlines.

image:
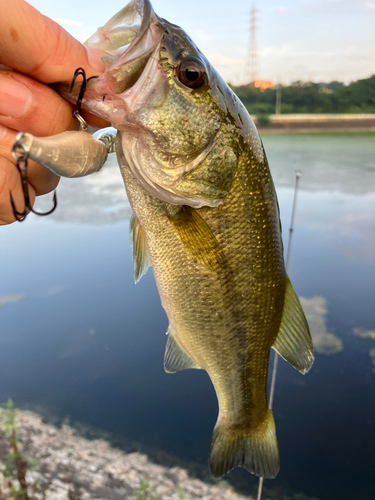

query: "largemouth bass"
xmin=55 ymin=0 xmax=314 ymax=478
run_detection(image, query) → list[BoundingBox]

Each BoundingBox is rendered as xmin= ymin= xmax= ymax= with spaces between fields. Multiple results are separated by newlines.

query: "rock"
xmin=0 ymin=411 xmax=252 ymax=500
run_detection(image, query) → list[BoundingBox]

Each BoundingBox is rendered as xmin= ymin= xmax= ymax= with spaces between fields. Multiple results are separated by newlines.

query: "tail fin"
xmin=209 ymin=410 xmax=279 ymax=479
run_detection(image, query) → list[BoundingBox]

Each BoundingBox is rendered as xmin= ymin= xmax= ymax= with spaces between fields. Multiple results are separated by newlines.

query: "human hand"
xmin=0 ymin=0 xmax=108 ymax=225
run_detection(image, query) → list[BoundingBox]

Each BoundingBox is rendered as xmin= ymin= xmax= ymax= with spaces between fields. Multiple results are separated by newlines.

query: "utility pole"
xmin=243 ymin=4 xmax=259 ymax=85
xmin=275 ymin=84 xmax=282 ymax=114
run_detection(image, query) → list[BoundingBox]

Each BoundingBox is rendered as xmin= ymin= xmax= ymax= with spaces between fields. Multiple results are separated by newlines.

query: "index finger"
xmin=0 ymin=0 xmax=105 ymax=83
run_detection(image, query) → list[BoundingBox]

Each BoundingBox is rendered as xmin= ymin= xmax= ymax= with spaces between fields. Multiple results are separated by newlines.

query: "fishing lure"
xmin=10 ymin=68 xmax=116 ymax=221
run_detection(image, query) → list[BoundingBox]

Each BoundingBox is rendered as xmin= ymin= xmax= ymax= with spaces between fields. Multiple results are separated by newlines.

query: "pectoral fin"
xmin=169 ymin=206 xmax=225 ymax=270
xmin=164 ymin=327 xmax=201 ymax=373
xmin=129 ymin=214 xmax=150 ymax=283
xmin=272 ymin=278 xmax=314 ymax=374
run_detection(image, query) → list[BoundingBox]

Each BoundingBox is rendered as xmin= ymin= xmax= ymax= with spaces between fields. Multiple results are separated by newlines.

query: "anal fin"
xmin=272 ymin=277 xmax=314 ymax=374
xmin=129 ymin=213 xmax=150 ymax=283
xmin=164 ymin=327 xmax=201 ymax=374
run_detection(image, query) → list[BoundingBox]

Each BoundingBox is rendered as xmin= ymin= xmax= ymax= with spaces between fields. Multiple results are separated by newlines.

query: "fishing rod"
xmin=257 ymin=170 xmax=302 ymax=500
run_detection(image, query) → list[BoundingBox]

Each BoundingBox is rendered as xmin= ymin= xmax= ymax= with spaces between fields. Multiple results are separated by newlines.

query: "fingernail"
xmin=0 ymin=76 xmax=33 ymax=118
xmin=0 ymin=124 xmax=7 ymax=141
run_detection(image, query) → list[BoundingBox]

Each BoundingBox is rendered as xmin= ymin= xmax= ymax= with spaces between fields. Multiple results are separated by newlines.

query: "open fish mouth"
xmin=53 ymin=0 xmax=162 ymax=100
xmin=85 ymin=0 xmax=162 ymax=94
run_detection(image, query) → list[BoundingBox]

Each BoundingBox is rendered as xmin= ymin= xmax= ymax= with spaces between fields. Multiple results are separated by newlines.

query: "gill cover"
xmin=55 ymin=0 xmax=263 ymax=208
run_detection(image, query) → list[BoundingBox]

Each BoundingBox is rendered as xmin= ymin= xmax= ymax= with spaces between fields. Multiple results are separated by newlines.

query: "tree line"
xmin=230 ymin=75 xmax=375 ymax=114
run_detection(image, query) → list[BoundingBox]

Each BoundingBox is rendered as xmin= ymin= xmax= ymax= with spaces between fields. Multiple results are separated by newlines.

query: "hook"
xmin=9 ymin=153 xmax=28 ymax=221
xmin=10 ymin=145 xmax=57 ymax=222
xmin=30 ymin=191 xmax=58 ymax=216
xmin=8 ymin=65 xmax=99 ymax=222
xmin=70 ymin=67 xmax=98 ymax=130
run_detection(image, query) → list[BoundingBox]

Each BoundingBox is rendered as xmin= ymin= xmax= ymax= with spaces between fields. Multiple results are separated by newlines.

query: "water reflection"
xmin=300 ymin=296 xmax=343 ymax=355
xmin=369 ymin=350 xmax=375 ymax=374
xmin=0 ymin=293 xmax=27 ymax=307
xmin=264 ymin=133 xmax=375 ymax=195
xmin=35 ymin=154 xmax=132 ymax=224
xmin=353 ymin=328 xmax=375 ymax=376
xmin=1 ymin=133 xmax=375 ymax=500
xmin=33 ymin=134 xmax=375 ymax=227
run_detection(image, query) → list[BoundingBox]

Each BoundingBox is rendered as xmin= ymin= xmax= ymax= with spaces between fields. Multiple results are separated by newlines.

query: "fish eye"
xmin=177 ymin=58 xmax=206 ymax=89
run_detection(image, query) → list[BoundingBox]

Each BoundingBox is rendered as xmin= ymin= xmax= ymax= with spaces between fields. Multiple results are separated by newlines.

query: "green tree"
xmin=230 ymin=75 xmax=375 ymax=114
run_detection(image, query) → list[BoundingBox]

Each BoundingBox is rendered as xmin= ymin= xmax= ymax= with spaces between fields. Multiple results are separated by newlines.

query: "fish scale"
xmin=119 ymin=128 xmax=285 ymax=467
xmin=50 ymin=0 xmax=314 ymax=479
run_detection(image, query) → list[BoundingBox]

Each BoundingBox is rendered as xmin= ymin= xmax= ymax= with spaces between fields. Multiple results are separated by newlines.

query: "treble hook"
xmin=8 ymin=66 xmax=98 ymax=222
xmin=10 ymin=144 xmax=57 ymax=222
xmin=70 ymin=67 xmax=98 ymax=129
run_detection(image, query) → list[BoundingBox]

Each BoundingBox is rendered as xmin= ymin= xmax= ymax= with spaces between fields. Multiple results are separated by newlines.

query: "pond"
xmin=1 ymin=133 xmax=374 ymax=500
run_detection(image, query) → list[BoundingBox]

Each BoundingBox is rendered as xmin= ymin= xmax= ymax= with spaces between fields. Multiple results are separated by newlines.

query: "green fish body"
xmin=58 ymin=0 xmax=314 ymax=478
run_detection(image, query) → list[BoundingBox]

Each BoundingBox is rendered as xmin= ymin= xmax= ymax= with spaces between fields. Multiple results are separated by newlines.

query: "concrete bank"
xmin=254 ymin=113 xmax=375 ymax=133
xmin=0 ymin=411 xmax=252 ymax=500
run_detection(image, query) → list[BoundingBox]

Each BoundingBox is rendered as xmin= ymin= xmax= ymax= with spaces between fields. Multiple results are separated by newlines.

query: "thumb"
xmin=0 ymin=0 xmax=105 ymax=83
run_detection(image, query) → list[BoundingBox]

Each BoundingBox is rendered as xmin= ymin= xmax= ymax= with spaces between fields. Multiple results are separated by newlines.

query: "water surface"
xmin=1 ymin=133 xmax=374 ymax=500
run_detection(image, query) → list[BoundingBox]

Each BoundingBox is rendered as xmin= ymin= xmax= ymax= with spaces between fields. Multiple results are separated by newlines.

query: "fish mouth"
xmin=84 ymin=0 xmax=162 ymax=94
xmin=53 ymin=0 xmax=162 ymax=100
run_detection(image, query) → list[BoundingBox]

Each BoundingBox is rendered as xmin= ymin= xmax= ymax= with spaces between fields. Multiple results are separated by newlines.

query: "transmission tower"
xmin=243 ymin=4 xmax=259 ymax=85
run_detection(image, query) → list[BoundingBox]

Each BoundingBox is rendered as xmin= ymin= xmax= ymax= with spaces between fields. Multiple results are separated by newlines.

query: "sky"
xmin=27 ymin=0 xmax=375 ymax=85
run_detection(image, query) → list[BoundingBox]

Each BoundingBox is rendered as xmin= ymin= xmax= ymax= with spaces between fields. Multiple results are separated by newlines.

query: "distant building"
xmin=318 ymin=81 xmax=345 ymax=93
xmin=248 ymin=80 xmax=274 ymax=91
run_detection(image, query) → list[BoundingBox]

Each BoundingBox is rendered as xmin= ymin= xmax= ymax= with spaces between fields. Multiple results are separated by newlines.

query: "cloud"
xmin=58 ymin=327 xmax=96 ymax=359
xmin=191 ymin=29 xmax=214 ymax=44
xmin=270 ymin=6 xmax=289 ymax=15
xmin=336 ymin=212 xmax=375 ymax=263
xmin=352 ymin=328 xmax=375 ymax=374
xmin=206 ymin=53 xmax=244 ymax=68
xmin=301 ymin=0 xmax=366 ymax=14
xmin=46 ymin=285 xmax=67 ymax=296
xmin=0 ymin=294 xmax=27 ymax=308
xmin=53 ymin=18 xmax=83 ymax=27
xmin=353 ymin=327 xmax=375 ymax=340
xmin=33 ymin=156 xmax=132 ymax=225
xmin=299 ymin=296 xmax=343 ymax=355
xmin=259 ymin=44 xmax=371 ymax=61
xmin=363 ymin=1 xmax=375 ymax=10
xmin=369 ymin=349 xmax=375 ymax=374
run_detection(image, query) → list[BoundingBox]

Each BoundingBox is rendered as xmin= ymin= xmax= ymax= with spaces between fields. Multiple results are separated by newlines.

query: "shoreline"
xmin=258 ymin=128 xmax=375 ymax=134
xmin=0 ymin=409 xmax=323 ymax=500
xmin=253 ymin=113 xmax=375 ymax=133
xmin=0 ymin=409 xmax=251 ymax=500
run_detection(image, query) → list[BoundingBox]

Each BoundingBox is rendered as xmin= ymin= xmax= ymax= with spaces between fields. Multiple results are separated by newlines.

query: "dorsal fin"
xmin=168 ymin=206 xmax=225 ymax=271
xmin=129 ymin=213 xmax=150 ymax=283
xmin=164 ymin=327 xmax=201 ymax=374
xmin=272 ymin=277 xmax=314 ymax=374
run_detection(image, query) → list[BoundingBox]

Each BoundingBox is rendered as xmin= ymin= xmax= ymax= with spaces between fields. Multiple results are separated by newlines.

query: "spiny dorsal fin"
xmin=164 ymin=327 xmax=201 ymax=374
xmin=129 ymin=213 xmax=150 ymax=284
xmin=169 ymin=206 xmax=225 ymax=270
xmin=272 ymin=277 xmax=314 ymax=374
